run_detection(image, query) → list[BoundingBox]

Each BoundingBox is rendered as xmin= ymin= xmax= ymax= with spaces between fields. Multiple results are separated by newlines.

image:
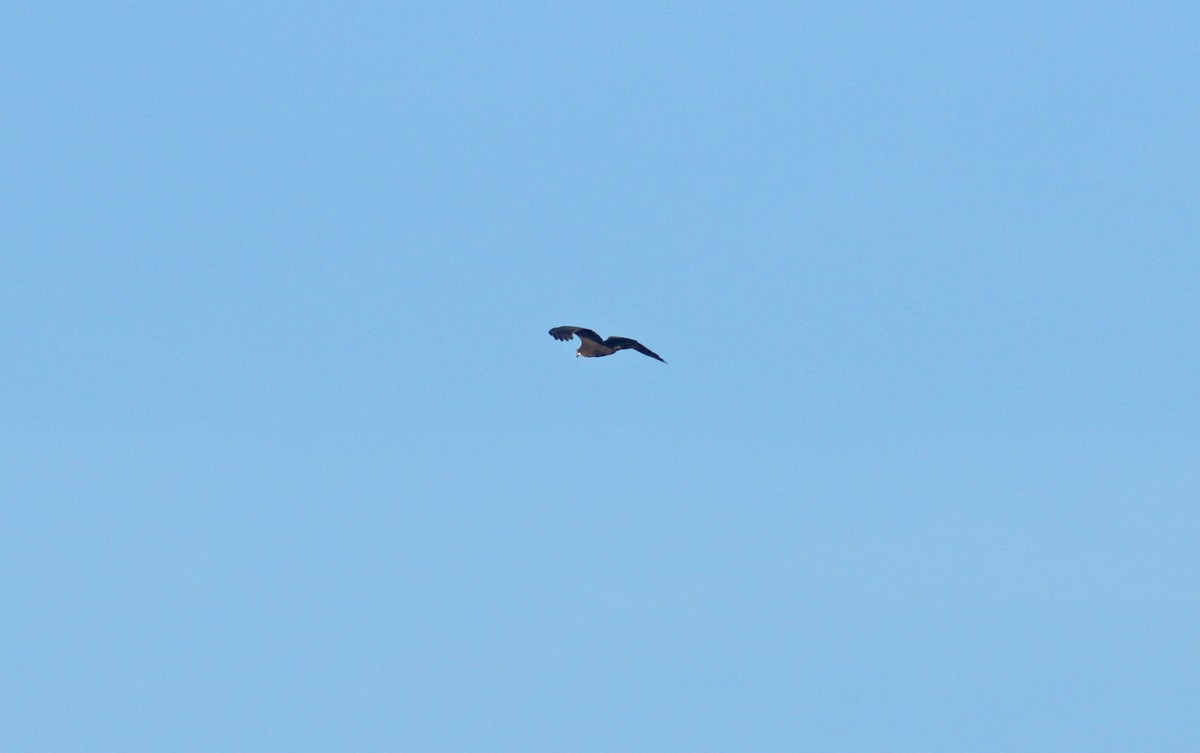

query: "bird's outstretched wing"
xmin=549 ymin=326 xmax=603 ymax=344
xmin=605 ymin=337 xmax=666 ymax=363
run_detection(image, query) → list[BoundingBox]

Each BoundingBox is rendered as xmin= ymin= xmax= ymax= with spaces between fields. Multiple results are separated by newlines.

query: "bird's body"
xmin=549 ymin=326 xmax=666 ymax=363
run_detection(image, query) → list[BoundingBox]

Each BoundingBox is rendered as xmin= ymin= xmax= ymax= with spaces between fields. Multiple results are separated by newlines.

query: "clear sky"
xmin=3 ymin=2 xmax=1197 ymax=751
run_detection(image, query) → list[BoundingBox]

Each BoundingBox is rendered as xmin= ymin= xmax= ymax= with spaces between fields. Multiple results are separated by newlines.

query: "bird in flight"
xmin=549 ymin=326 xmax=666 ymax=363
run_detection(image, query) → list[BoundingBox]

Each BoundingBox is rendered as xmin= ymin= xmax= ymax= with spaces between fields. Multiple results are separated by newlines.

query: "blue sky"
xmin=3 ymin=2 xmax=1197 ymax=751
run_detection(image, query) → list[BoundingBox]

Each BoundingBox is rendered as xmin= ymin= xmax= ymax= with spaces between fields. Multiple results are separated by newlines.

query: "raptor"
xmin=548 ymin=326 xmax=666 ymax=363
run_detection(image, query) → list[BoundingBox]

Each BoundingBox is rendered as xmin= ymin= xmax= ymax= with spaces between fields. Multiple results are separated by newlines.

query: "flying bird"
xmin=549 ymin=326 xmax=666 ymax=363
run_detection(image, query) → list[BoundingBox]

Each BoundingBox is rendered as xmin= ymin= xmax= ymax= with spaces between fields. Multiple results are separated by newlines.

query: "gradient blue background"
xmin=3 ymin=3 xmax=1197 ymax=751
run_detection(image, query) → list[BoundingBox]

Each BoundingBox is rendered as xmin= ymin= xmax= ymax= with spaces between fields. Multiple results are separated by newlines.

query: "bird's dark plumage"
xmin=549 ymin=326 xmax=666 ymax=363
